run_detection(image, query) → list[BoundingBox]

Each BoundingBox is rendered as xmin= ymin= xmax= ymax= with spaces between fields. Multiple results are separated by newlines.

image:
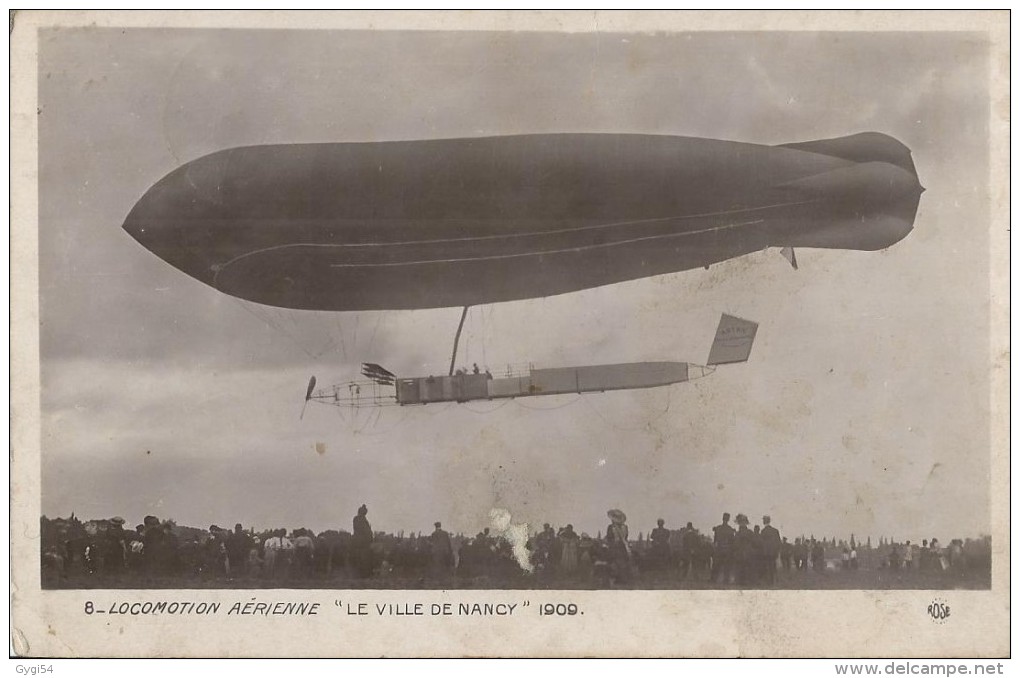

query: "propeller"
xmin=300 ymin=376 xmax=317 ymax=420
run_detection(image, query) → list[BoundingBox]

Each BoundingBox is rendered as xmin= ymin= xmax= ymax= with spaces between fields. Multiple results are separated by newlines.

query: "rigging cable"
xmin=350 ymin=405 xmax=417 ymax=437
xmin=460 ymin=399 xmax=512 ymax=415
xmin=578 ymin=386 xmax=674 ymax=432
xmin=514 ymin=394 xmax=582 ymax=411
xmin=230 ymin=298 xmax=317 ymax=360
xmin=334 ymin=315 xmax=348 ymax=361
xmin=367 ymin=311 xmax=386 ymax=355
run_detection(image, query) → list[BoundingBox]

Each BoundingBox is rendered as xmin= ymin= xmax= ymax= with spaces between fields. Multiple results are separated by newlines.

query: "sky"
xmin=38 ymin=28 xmax=991 ymax=542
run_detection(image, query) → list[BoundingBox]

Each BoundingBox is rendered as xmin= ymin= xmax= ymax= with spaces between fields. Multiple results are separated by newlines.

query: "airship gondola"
xmin=304 ymin=314 xmax=758 ymax=410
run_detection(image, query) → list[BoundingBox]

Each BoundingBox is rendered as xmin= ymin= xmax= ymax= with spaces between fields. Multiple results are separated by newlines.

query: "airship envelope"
xmin=123 ymin=132 xmax=923 ymax=311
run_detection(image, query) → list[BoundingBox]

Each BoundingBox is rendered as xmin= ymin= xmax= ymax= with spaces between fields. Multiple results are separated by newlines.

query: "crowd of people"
xmin=39 ymin=506 xmax=991 ymax=589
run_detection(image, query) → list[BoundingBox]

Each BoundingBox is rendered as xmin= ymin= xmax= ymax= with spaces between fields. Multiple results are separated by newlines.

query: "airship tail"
xmin=770 ymin=133 xmax=923 ymax=252
xmin=777 ymin=131 xmax=918 ymax=177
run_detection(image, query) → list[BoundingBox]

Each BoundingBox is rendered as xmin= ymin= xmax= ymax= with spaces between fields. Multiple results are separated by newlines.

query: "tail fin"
xmin=707 ymin=314 xmax=758 ymax=365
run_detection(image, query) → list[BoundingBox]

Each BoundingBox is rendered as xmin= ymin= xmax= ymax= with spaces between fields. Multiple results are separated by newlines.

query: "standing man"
xmin=733 ymin=514 xmax=754 ymax=585
xmin=104 ymin=517 xmax=128 ymax=576
xmin=681 ymin=522 xmax=699 ymax=580
xmin=263 ymin=529 xmax=289 ymax=580
xmin=226 ymin=523 xmax=252 ymax=578
xmin=293 ymin=529 xmax=315 ymax=578
xmin=649 ymin=519 xmax=672 ymax=573
xmin=430 ymin=521 xmax=454 ymax=579
xmin=779 ymin=537 xmax=793 ymax=572
xmin=810 ymin=538 xmax=825 ymax=572
xmin=760 ymin=516 xmax=782 ymax=586
xmin=711 ymin=512 xmax=735 ymax=584
xmin=793 ymin=538 xmax=808 ymax=571
xmin=141 ymin=515 xmax=167 ymax=577
xmin=352 ymin=504 xmax=374 ymax=578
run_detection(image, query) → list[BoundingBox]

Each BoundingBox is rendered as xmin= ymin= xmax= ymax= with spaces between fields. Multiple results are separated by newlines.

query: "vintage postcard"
xmin=10 ymin=10 xmax=1009 ymax=658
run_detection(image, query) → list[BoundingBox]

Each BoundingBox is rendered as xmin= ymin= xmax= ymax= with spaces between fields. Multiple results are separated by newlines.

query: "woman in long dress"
xmin=559 ymin=525 xmax=580 ymax=577
xmin=605 ymin=510 xmax=631 ymax=585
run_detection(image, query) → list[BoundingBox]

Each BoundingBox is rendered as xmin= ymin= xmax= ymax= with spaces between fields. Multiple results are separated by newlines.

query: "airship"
xmin=125 ymin=132 xmax=921 ymax=399
xmin=122 ymin=131 xmax=923 ymax=313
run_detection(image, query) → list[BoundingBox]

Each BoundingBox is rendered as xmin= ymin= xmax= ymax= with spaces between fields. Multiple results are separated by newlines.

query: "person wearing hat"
xmin=292 ymin=528 xmax=315 ymax=579
xmin=227 ymin=523 xmax=252 ymax=578
xmin=733 ymin=513 xmax=754 ymax=586
xmin=605 ymin=509 xmax=632 ymax=584
xmin=352 ymin=504 xmax=374 ymax=578
xmin=559 ymin=524 xmax=580 ymax=577
xmin=810 ymin=537 xmax=825 ymax=572
xmin=204 ymin=525 xmax=229 ymax=578
xmin=142 ymin=515 xmax=168 ymax=577
xmin=679 ymin=522 xmax=700 ymax=580
xmin=532 ymin=523 xmax=555 ymax=575
xmin=650 ymin=518 xmax=672 ymax=574
xmin=245 ymin=535 xmax=264 ymax=579
xmin=429 ymin=521 xmax=454 ymax=579
xmin=124 ymin=523 xmax=146 ymax=572
xmin=760 ymin=516 xmax=782 ymax=586
xmin=712 ymin=512 xmax=735 ymax=584
xmin=262 ymin=530 xmax=279 ymax=579
xmin=102 ymin=516 xmax=127 ymax=576
xmin=780 ymin=536 xmax=794 ymax=572
xmin=263 ymin=528 xmax=294 ymax=579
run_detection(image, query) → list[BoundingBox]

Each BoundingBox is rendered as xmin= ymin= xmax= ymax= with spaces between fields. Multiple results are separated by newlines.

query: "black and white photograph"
xmin=11 ymin=10 xmax=1009 ymax=658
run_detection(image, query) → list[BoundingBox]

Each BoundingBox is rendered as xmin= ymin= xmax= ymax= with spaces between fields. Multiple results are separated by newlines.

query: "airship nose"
xmin=122 ymin=208 xmax=150 ymax=244
xmin=122 ymin=193 xmax=161 ymax=250
xmin=122 ymin=158 xmax=228 ymax=287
